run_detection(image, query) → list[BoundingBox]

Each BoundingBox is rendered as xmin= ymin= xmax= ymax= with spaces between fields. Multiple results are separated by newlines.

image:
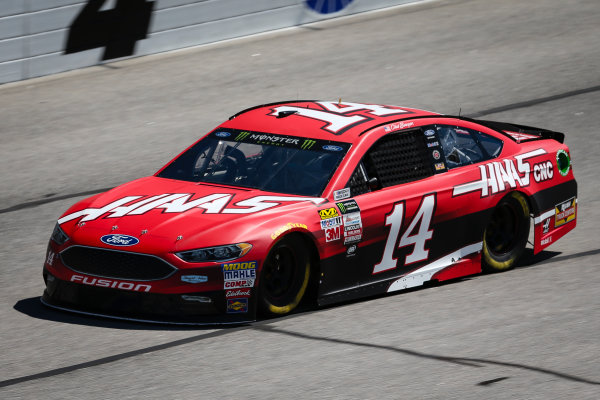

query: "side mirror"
xmin=368 ymin=177 xmax=380 ymax=191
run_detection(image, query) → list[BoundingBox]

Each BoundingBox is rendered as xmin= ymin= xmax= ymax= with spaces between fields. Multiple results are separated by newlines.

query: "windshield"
xmin=157 ymin=129 xmax=350 ymax=196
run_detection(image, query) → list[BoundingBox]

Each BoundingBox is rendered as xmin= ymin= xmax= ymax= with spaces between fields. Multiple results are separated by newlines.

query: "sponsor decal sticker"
xmin=425 ymin=129 xmax=435 ymax=137
xmin=322 ymin=144 xmax=343 ymax=151
xmin=336 ymin=199 xmax=360 ymax=214
xmin=343 ymin=212 xmax=361 ymax=226
xmin=554 ymin=197 xmax=576 ymax=227
xmin=432 ymin=150 xmax=441 ymax=160
xmin=319 ymin=207 xmax=339 ymax=220
xmin=215 ymin=131 xmax=231 ymax=138
xmin=181 ymin=275 xmax=208 ymax=284
xmin=344 ymin=234 xmax=362 ymax=244
xmin=234 ymin=131 xmax=251 ymax=141
xmin=223 ymin=261 xmax=257 ymax=289
xmin=333 ymin=188 xmax=351 ymax=201
xmin=227 ymin=298 xmax=249 ymax=313
xmin=556 ymin=149 xmax=571 ymax=176
xmin=224 ymin=280 xmax=254 ymax=289
xmin=320 ymin=216 xmax=343 ymax=229
xmin=302 ymin=139 xmax=316 ymax=150
xmin=271 ymin=223 xmax=308 ymax=240
xmin=226 ymin=289 xmax=251 ymax=298
xmin=435 ymin=162 xmax=445 ymax=171
xmin=325 ymin=226 xmax=342 ymax=242
xmin=541 ymin=236 xmax=552 ymax=246
xmin=100 ymin=234 xmax=139 ymax=246
xmin=504 ymin=131 xmax=540 ymax=141
xmin=453 ymin=149 xmax=547 ymax=197
xmin=346 ymin=244 xmax=357 ymax=257
xmin=427 ymin=141 xmax=440 ymax=148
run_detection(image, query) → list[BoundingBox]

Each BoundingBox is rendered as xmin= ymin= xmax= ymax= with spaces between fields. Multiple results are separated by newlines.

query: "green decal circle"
xmin=556 ymin=149 xmax=570 ymax=176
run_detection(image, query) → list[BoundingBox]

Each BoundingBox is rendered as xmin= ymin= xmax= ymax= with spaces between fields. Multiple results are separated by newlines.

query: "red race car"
xmin=42 ymin=101 xmax=577 ymax=324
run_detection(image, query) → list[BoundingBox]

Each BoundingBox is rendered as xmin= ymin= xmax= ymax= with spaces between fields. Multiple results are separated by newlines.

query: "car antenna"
xmin=458 ymin=107 xmax=462 ymax=117
xmin=339 ymin=97 xmax=342 ymax=105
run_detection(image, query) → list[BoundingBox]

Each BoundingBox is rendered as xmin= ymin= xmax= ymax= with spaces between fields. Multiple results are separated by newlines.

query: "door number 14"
xmin=373 ymin=194 xmax=436 ymax=274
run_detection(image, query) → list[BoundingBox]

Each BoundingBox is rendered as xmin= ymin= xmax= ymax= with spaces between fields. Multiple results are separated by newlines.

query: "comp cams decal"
xmin=453 ymin=149 xmax=547 ymax=197
xmin=58 ymin=195 xmax=325 ymax=225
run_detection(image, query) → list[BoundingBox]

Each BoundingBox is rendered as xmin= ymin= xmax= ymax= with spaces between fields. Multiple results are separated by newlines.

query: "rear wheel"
xmin=258 ymin=236 xmax=310 ymax=317
xmin=482 ymin=192 xmax=530 ymax=272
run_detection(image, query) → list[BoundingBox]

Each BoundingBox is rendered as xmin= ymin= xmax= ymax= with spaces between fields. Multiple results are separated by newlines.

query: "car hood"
xmin=58 ymin=176 xmax=324 ymax=252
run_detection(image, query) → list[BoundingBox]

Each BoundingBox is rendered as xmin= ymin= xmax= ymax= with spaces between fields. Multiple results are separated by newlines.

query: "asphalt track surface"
xmin=1 ymin=0 xmax=599 ymax=398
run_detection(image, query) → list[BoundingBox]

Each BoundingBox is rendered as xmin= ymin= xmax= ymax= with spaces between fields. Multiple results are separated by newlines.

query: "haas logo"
xmin=542 ymin=218 xmax=550 ymax=234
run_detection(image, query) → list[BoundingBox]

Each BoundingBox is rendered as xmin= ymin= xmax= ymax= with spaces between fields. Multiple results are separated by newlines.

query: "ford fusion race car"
xmin=42 ymin=101 xmax=577 ymax=324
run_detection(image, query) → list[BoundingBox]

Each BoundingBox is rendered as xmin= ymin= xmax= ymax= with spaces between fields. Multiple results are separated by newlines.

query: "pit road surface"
xmin=1 ymin=0 xmax=599 ymax=398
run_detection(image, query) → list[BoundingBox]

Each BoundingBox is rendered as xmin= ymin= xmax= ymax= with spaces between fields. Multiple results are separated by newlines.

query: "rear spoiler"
xmin=470 ymin=119 xmax=565 ymax=144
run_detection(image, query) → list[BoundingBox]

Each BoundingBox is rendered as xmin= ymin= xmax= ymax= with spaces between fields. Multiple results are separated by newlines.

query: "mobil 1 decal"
xmin=373 ymin=193 xmax=436 ymax=274
xmin=268 ymin=102 xmax=413 ymax=135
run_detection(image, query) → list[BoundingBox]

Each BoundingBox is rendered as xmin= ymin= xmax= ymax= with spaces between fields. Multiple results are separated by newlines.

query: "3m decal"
xmin=227 ymin=298 xmax=249 ymax=313
xmin=453 ymin=149 xmax=547 ymax=197
xmin=319 ymin=207 xmax=339 ymax=220
xmin=325 ymin=226 xmax=342 ymax=242
xmin=333 ymin=188 xmax=351 ymax=201
xmin=373 ymin=194 xmax=436 ymax=274
xmin=271 ymin=223 xmax=308 ymax=240
xmin=270 ymin=102 xmax=411 ymax=134
xmin=71 ymin=275 xmax=151 ymax=292
xmin=58 ymin=195 xmax=325 ymax=224
xmin=336 ymin=199 xmax=360 ymax=214
xmin=533 ymin=160 xmax=553 ymax=182
xmin=554 ymin=197 xmax=576 ymax=227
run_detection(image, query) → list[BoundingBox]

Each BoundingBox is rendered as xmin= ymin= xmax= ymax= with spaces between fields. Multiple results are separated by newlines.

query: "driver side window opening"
xmin=435 ymin=125 xmax=503 ymax=169
xmin=348 ymin=128 xmax=433 ymax=196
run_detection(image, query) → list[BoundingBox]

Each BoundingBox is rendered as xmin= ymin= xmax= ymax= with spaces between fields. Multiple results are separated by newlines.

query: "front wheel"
xmin=258 ymin=236 xmax=310 ymax=317
xmin=482 ymin=192 xmax=530 ymax=272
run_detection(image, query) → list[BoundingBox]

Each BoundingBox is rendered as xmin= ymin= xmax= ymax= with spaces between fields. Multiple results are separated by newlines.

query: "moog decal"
xmin=58 ymin=194 xmax=325 ymax=225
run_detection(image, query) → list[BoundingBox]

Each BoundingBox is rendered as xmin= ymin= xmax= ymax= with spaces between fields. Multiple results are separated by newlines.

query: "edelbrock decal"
xmin=58 ymin=194 xmax=325 ymax=225
xmin=100 ymin=234 xmax=139 ymax=246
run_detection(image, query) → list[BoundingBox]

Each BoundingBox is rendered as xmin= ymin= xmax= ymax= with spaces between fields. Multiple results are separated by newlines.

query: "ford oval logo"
xmin=323 ymin=145 xmax=343 ymax=152
xmin=215 ymin=131 xmax=231 ymax=138
xmin=100 ymin=234 xmax=140 ymax=246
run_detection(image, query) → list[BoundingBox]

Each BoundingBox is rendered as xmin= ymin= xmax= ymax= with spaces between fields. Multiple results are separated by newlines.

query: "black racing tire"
xmin=258 ymin=235 xmax=311 ymax=317
xmin=482 ymin=192 xmax=530 ymax=272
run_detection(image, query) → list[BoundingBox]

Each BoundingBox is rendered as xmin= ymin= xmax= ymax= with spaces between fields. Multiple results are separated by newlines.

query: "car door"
xmin=346 ymin=123 xmax=502 ymax=290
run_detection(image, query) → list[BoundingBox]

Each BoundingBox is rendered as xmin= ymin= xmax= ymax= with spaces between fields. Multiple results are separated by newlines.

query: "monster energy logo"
xmin=235 ymin=131 xmax=251 ymax=141
xmin=301 ymin=140 xmax=316 ymax=150
xmin=337 ymin=202 xmax=347 ymax=213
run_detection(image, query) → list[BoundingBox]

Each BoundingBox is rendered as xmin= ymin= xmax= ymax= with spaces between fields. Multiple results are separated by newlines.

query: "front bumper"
xmin=42 ymin=269 xmax=255 ymax=325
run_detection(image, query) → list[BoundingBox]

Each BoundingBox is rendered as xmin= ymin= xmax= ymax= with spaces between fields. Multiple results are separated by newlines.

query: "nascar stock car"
xmin=42 ymin=101 xmax=577 ymax=324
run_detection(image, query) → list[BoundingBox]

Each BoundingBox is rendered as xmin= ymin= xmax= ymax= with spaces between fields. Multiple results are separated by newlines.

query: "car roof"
xmin=222 ymin=100 xmax=439 ymax=143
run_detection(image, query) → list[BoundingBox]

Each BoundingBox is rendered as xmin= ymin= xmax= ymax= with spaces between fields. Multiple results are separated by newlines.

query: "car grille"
xmin=60 ymin=246 xmax=176 ymax=281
